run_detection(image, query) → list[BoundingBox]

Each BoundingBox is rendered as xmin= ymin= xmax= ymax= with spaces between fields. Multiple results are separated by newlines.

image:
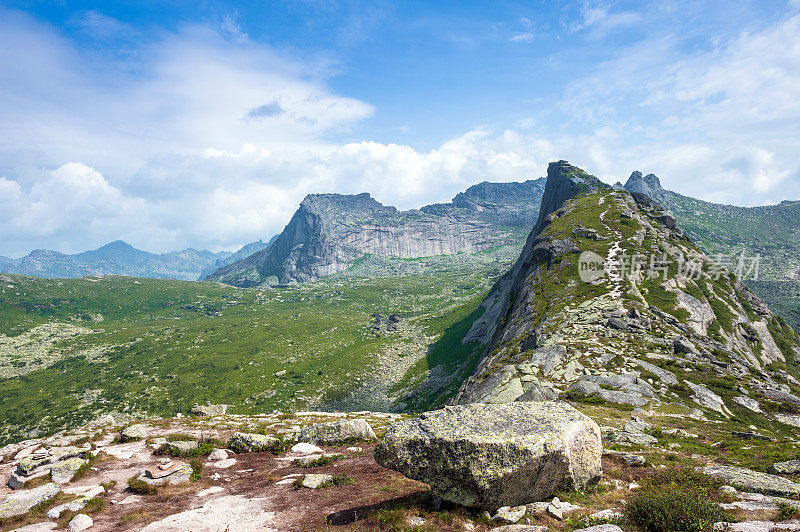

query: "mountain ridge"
xmin=205 ymin=179 xmax=546 ymax=287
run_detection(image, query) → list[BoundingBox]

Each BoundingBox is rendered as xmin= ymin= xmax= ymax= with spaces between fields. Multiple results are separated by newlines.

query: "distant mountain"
xmin=198 ymin=237 xmax=277 ymax=280
xmin=205 ymin=179 xmax=546 ymax=287
xmin=1 ymin=240 xmax=232 ymax=281
xmin=0 ymin=256 xmax=18 ymax=270
xmin=622 ymin=171 xmax=800 ymax=330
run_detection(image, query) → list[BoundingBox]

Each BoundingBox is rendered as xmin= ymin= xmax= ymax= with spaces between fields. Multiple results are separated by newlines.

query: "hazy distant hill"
xmin=1 ymin=240 xmax=232 ymax=281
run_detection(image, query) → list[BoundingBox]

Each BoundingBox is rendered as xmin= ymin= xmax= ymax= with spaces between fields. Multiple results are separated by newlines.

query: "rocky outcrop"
xmin=0 ymin=482 xmax=61 ymax=519
xmin=297 ymin=419 xmax=377 ymax=445
xmin=623 ymin=171 xmax=670 ymax=208
xmin=206 ymin=179 xmax=545 ymax=287
xmin=374 ymin=402 xmax=602 ymax=509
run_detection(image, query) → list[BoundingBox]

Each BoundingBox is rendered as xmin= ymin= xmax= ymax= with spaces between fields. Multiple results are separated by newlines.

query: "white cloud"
xmin=559 ymin=9 xmax=800 ymax=205
xmin=510 ymin=32 xmax=537 ymax=42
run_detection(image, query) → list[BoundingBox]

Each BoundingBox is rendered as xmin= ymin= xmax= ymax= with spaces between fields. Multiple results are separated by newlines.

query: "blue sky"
xmin=1 ymin=0 xmax=799 ymax=256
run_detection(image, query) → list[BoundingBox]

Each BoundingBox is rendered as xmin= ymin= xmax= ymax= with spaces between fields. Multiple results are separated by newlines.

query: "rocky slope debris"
xmin=374 ymin=401 xmax=602 ymax=509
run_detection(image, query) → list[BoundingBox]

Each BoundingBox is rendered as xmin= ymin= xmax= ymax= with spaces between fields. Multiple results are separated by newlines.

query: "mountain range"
xmin=0 ymin=239 xmax=275 ymax=282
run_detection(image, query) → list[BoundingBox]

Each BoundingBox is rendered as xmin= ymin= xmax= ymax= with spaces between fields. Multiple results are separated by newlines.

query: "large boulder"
xmin=50 ymin=457 xmax=87 ymax=484
xmin=228 ymin=432 xmax=278 ymax=453
xmin=374 ymin=402 xmax=602 ymax=509
xmin=0 ymin=482 xmax=61 ymax=519
xmin=191 ymin=404 xmax=227 ymax=417
xmin=120 ymin=424 xmax=148 ymax=442
xmin=298 ymin=419 xmax=377 ymax=445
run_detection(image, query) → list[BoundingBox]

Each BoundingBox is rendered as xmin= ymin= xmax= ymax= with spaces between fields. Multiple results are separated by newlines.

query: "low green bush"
xmin=624 ymin=468 xmax=731 ymax=532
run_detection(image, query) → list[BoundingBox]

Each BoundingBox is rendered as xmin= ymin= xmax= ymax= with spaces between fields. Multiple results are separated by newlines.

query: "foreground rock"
xmin=374 ymin=401 xmax=602 ymax=509
xmin=770 ymin=460 xmax=800 ymax=475
xmin=228 ymin=432 xmax=278 ymax=453
xmin=700 ymin=465 xmax=800 ymax=497
xmin=0 ymin=482 xmax=61 ymax=519
xmin=298 ymin=419 xmax=377 ymax=445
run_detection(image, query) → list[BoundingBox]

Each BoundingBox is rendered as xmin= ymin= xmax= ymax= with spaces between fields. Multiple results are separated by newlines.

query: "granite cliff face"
xmin=206 ymin=180 xmax=546 ymax=287
xmin=448 ymin=161 xmax=800 ymax=431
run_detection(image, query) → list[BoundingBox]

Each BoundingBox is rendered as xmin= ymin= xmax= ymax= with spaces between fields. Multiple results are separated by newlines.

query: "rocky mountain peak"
xmin=624 ymin=170 xmax=669 ymax=208
xmin=299 ymin=192 xmax=397 ymax=217
xmin=445 ymin=162 xmax=800 ymax=434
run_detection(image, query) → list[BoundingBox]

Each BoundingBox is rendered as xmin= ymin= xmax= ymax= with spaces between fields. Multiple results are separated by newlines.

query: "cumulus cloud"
xmin=1 ymin=4 xmax=799 ymax=257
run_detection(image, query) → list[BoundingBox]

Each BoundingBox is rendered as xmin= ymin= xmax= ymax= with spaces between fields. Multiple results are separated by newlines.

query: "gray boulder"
xmin=120 ymin=424 xmax=148 ymax=442
xmin=228 ymin=432 xmax=278 ymax=453
xmin=699 ymin=465 xmax=800 ymax=497
xmin=769 ymin=460 xmax=800 ymax=475
xmin=191 ymin=403 xmax=227 ymax=417
xmin=0 ymin=482 xmax=61 ymax=519
xmin=374 ymin=402 xmax=602 ymax=509
xmin=50 ymin=457 xmax=87 ymax=484
xmin=298 ymin=419 xmax=377 ymax=445
xmin=165 ymin=440 xmax=198 ymax=455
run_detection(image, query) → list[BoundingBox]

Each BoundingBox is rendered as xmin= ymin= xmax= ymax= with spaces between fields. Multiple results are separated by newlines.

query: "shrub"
xmin=624 ymin=468 xmax=731 ymax=532
xmin=776 ymin=500 xmax=800 ymax=521
xmin=189 ymin=458 xmax=203 ymax=481
xmin=127 ymin=476 xmax=158 ymax=495
xmin=320 ymin=474 xmax=355 ymax=488
xmin=291 ymin=454 xmax=342 ymax=468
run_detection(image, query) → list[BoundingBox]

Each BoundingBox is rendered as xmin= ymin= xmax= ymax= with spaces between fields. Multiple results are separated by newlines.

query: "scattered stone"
xmin=407 ymin=516 xmax=426 ymax=526
xmin=47 ymin=497 xmax=88 ymax=519
xmin=8 ymin=466 xmax=51 ymax=490
xmin=50 ymin=457 xmax=87 ymax=484
xmin=700 ymin=465 xmax=800 ymax=497
xmin=604 ymin=450 xmax=646 ymax=466
xmin=67 ymin=513 xmax=93 ymax=532
xmin=212 ymin=458 xmax=237 ymax=469
xmin=374 ymin=402 xmax=602 ymax=509
xmin=623 ymin=418 xmax=649 ymax=434
xmin=227 ymin=432 xmax=278 ymax=453
xmin=120 ymin=424 xmax=148 ymax=442
xmin=493 ymin=505 xmax=527 ymax=523
xmin=165 ymin=440 xmax=198 ymax=455
xmin=139 ymin=462 xmax=193 ymax=485
xmin=546 ymin=502 xmax=561 ymax=520
xmin=207 ymin=448 xmax=228 ymax=461
xmin=605 ymin=431 xmax=657 ymax=446
xmin=770 ymin=460 xmax=800 ymax=475
xmin=732 ymin=431 xmax=772 ymax=441
xmin=574 ymin=526 xmax=624 ymax=532
xmin=301 ymin=474 xmax=333 ymax=489
xmin=685 ymin=381 xmax=732 ymax=416
xmin=298 ymin=419 xmax=377 ymax=445
xmin=18 ymin=446 xmax=84 ymax=475
xmin=0 ymin=482 xmax=61 ymax=519
xmin=63 ymin=485 xmax=105 ymax=498
xmin=291 ymin=443 xmax=323 ymax=455
xmin=191 ymin=403 xmax=227 ymax=417
xmin=590 ymin=509 xmax=623 ymax=520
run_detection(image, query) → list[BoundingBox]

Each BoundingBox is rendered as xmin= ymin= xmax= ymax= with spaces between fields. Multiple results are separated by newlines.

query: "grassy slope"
xmin=669 ymin=192 xmax=800 ymax=330
xmin=0 ymin=247 xmax=519 ymax=445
